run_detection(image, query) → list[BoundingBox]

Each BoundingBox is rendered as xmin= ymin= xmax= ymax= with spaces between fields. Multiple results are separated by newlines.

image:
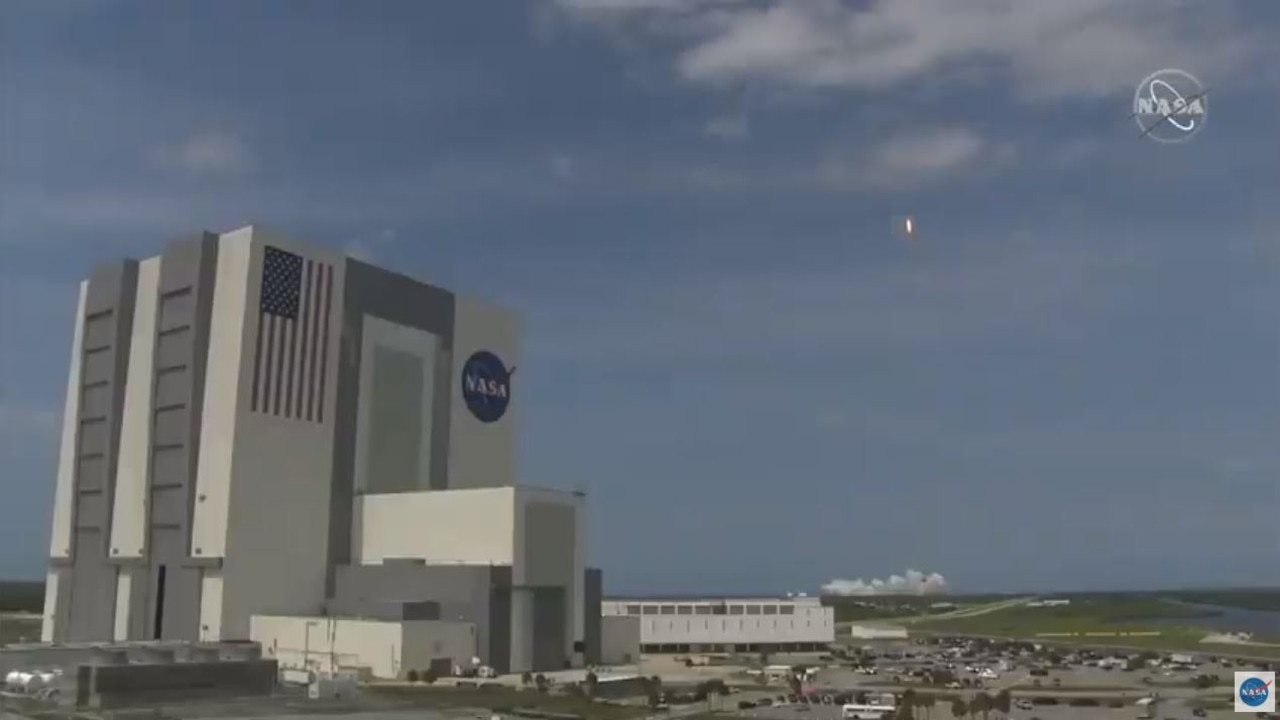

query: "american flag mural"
xmin=251 ymin=246 xmax=334 ymax=422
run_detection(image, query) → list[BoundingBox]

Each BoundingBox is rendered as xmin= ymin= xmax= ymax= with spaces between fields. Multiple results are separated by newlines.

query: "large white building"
xmin=40 ymin=226 xmax=602 ymax=676
xmin=601 ymin=596 xmax=834 ymax=654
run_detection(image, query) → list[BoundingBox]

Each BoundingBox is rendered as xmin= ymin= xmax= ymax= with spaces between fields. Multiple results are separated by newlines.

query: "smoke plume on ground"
xmin=821 ymin=569 xmax=949 ymax=596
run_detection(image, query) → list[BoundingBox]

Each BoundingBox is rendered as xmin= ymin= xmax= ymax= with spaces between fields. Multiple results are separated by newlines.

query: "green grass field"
xmin=0 ymin=614 xmax=42 ymax=645
xmin=0 ymin=579 xmax=44 ymax=647
xmin=823 ymin=594 xmax=1018 ymax=624
xmin=909 ymin=596 xmax=1280 ymax=659
xmin=913 ymin=595 xmax=1213 ymax=631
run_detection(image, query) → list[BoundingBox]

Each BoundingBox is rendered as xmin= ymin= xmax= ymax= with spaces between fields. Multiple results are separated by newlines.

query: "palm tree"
xmin=969 ymin=692 xmax=991 ymax=720
xmin=949 ymin=698 xmax=967 ymax=719
xmin=915 ymin=692 xmax=936 ymax=720
xmin=901 ymin=688 xmax=917 ymax=711
xmin=648 ymin=675 xmax=664 ymax=706
xmin=993 ymin=690 xmax=1011 ymax=716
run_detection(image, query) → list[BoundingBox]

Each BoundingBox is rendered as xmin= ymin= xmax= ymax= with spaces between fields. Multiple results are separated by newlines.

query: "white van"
xmin=842 ymin=703 xmax=895 ymax=719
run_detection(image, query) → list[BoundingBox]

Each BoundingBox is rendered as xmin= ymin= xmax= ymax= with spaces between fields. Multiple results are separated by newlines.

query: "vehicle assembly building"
xmin=40 ymin=225 xmax=600 ymax=677
xmin=601 ymin=596 xmax=834 ymax=654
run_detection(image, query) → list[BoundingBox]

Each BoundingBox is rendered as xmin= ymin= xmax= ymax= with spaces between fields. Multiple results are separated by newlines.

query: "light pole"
xmin=303 ymin=621 xmax=320 ymax=678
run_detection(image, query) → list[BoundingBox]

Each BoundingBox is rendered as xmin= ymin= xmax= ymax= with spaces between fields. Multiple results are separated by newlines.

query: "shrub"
xmin=405 ymin=669 xmax=420 ymax=683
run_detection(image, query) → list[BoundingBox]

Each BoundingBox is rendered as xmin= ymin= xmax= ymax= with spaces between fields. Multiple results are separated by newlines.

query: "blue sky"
xmin=1 ymin=0 xmax=1277 ymax=594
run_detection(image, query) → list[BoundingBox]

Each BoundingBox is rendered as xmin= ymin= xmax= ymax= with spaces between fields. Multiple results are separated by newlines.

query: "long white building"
xmin=601 ymin=596 xmax=834 ymax=654
xmin=40 ymin=225 xmax=602 ymax=676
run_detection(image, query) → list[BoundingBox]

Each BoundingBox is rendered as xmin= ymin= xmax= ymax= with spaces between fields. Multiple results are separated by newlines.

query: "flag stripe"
xmin=317 ymin=264 xmax=332 ymax=424
xmin=251 ymin=307 xmax=266 ymax=413
xmin=311 ymin=263 xmax=330 ymax=422
xmin=298 ymin=261 xmax=315 ymax=421
xmin=309 ymin=263 xmax=325 ymax=420
xmin=305 ymin=264 xmax=319 ymax=421
xmin=263 ymin=315 xmax=278 ymax=414
xmin=271 ymin=312 xmax=286 ymax=415
xmin=253 ymin=246 xmax=333 ymax=423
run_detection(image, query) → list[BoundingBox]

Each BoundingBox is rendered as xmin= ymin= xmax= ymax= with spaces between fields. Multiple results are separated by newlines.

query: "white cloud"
xmin=818 ymin=126 xmax=1012 ymax=192
xmin=599 ymin=124 xmax=1013 ymax=194
xmin=823 ymin=569 xmax=950 ymax=596
xmin=704 ymin=113 xmax=749 ymax=141
xmin=150 ymin=130 xmax=255 ymax=177
xmin=344 ymin=228 xmax=400 ymax=263
xmin=555 ymin=0 xmax=1275 ymax=101
xmin=815 ymin=410 xmax=847 ymax=429
xmin=550 ymin=154 xmax=577 ymax=180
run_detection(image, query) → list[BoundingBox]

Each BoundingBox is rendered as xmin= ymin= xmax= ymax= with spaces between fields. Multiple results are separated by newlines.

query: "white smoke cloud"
xmin=821 ymin=569 xmax=950 ymax=596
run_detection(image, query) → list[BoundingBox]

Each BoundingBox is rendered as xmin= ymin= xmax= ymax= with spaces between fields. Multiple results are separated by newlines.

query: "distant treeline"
xmin=819 ymin=593 xmax=1015 ymax=623
xmin=1059 ymin=588 xmax=1280 ymax=612
xmin=818 ymin=588 xmax=1280 ymax=623
xmin=0 ymin=581 xmax=44 ymax=613
xmin=1157 ymin=588 xmax=1280 ymax=612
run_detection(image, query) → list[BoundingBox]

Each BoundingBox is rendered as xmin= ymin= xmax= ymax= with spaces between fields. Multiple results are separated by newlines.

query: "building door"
xmin=530 ymin=587 xmax=567 ymax=671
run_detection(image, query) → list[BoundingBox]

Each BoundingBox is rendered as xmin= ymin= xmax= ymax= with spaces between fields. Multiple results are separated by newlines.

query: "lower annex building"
xmin=601 ymin=596 xmax=834 ymax=654
xmin=41 ymin=225 xmax=602 ymax=678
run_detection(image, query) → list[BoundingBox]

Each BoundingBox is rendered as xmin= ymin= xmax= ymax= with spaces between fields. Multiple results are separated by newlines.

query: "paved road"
xmin=839 ymin=597 xmax=1037 ymax=630
xmin=942 ymin=597 xmax=1036 ymax=619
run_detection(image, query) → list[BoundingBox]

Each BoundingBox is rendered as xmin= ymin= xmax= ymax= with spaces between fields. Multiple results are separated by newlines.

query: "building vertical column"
xmin=192 ymin=229 xmax=255 ymax=636
xmin=43 ymin=280 xmax=89 ymax=642
xmin=64 ymin=260 xmax=139 ymax=642
xmin=107 ymin=256 xmax=161 ymax=639
xmin=570 ymin=492 xmax=586 ymax=666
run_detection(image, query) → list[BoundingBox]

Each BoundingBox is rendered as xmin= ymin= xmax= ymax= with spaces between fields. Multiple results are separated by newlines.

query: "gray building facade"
xmin=42 ymin=226 xmax=598 ymax=675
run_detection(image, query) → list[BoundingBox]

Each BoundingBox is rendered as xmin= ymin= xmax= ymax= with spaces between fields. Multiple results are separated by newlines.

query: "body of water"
xmin=1145 ymin=601 xmax=1280 ymax=640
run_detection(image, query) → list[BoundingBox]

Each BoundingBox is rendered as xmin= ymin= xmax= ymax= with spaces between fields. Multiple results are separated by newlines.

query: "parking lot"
xmin=702 ymin=639 xmax=1271 ymax=720
xmin=726 ymin=699 xmax=1240 ymax=720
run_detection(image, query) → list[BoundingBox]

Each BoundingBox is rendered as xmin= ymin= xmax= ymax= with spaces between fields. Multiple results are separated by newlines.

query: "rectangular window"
xmin=642 ymin=606 xmax=659 ymax=615
xmin=729 ymin=605 xmax=744 ymax=615
xmin=780 ymin=605 xmax=795 ymax=615
xmin=677 ymin=605 xmax=693 ymax=615
xmin=695 ymin=605 xmax=712 ymax=615
xmin=746 ymin=605 xmax=762 ymax=615
xmin=762 ymin=605 xmax=778 ymax=615
xmin=660 ymin=605 xmax=676 ymax=615
xmin=626 ymin=605 xmax=642 ymax=615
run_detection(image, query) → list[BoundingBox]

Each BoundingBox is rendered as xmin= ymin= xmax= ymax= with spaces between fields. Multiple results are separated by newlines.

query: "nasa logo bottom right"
xmin=1235 ymin=671 xmax=1275 ymax=712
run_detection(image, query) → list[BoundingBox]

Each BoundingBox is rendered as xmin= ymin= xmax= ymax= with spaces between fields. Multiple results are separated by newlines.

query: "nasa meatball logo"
xmin=1236 ymin=671 xmax=1275 ymax=712
xmin=461 ymin=350 xmax=512 ymax=424
xmin=1132 ymin=68 xmax=1207 ymax=143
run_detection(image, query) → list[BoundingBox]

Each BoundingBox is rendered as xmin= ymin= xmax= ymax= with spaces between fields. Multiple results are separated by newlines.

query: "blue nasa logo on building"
xmin=461 ymin=350 xmax=512 ymax=423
